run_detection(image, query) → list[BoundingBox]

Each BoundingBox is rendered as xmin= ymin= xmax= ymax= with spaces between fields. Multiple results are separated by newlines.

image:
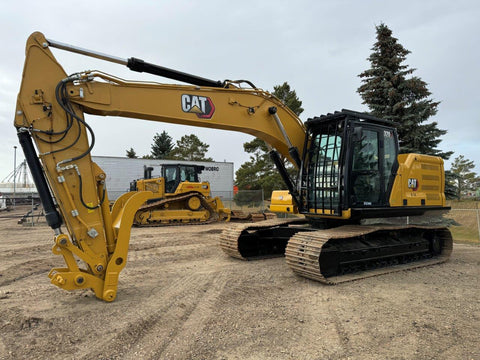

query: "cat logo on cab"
xmin=408 ymin=178 xmax=419 ymax=191
xmin=181 ymin=94 xmax=215 ymax=119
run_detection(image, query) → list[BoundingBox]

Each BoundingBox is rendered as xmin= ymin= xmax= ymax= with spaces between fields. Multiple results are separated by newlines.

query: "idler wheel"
xmin=187 ymin=196 xmax=202 ymax=211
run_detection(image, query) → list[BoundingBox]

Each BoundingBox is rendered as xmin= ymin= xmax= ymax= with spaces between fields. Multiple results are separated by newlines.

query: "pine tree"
xmin=444 ymin=170 xmax=458 ymax=200
xmin=358 ymin=23 xmax=452 ymax=159
xmin=169 ymin=134 xmax=213 ymax=161
xmin=272 ymin=82 xmax=304 ymax=115
xmin=235 ymin=138 xmax=289 ymax=198
xmin=150 ymin=131 xmax=174 ymax=159
xmin=235 ymin=82 xmax=303 ymax=198
xmin=450 ymin=155 xmax=479 ymax=199
xmin=126 ymin=147 xmax=137 ymax=158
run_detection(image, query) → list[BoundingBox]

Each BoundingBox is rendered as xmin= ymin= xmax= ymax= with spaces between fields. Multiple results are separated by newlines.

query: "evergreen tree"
xmin=150 ymin=131 xmax=174 ymax=159
xmin=235 ymin=82 xmax=303 ymax=198
xmin=449 ymin=155 xmax=478 ymax=199
xmin=126 ymin=147 xmax=138 ymax=158
xmin=169 ymin=134 xmax=213 ymax=161
xmin=444 ymin=170 xmax=458 ymax=200
xmin=358 ymin=23 xmax=452 ymax=159
xmin=272 ymin=82 xmax=304 ymax=115
xmin=235 ymin=138 xmax=289 ymax=198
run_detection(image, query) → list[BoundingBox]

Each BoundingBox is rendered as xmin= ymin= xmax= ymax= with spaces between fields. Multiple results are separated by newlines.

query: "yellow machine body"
xmin=135 ymin=177 xmax=211 ymax=198
xmin=271 ymin=154 xmax=446 ymax=216
xmin=133 ymin=177 xmax=230 ymax=225
xmin=13 ymin=32 xmax=451 ymax=301
xmin=389 ymin=154 xmax=446 ymax=207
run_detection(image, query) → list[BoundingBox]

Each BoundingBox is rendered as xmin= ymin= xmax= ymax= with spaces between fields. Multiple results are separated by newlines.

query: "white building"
xmin=92 ymin=156 xmax=234 ymax=201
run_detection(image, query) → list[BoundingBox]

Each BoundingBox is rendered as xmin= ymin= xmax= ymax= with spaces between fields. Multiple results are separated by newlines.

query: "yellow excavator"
xmin=130 ymin=164 xmax=230 ymax=225
xmin=14 ymin=32 xmax=452 ymax=301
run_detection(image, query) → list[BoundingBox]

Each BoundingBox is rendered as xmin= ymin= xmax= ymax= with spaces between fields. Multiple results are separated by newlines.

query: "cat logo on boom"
xmin=181 ymin=94 xmax=215 ymax=119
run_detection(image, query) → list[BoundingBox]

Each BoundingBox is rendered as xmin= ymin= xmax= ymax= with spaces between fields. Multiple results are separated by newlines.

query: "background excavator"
xmin=130 ymin=164 xmax=230 ymax=225
xmin=14 ymin=32 xmax=452 ymax=301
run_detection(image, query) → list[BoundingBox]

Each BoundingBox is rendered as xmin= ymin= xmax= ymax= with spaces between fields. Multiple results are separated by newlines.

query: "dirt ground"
xmin=0 ymin=206 xmax=479 ymax=360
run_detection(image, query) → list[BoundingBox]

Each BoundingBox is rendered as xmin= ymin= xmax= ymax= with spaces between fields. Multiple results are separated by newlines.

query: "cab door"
xmin=163 ymin=165 xmax=179 ymax=194
xmin=349 ymin=125 xmax=398 ymax=207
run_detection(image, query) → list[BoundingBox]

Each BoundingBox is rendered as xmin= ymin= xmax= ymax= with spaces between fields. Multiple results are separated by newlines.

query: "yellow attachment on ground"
xmin=206 ymin=196 xmax=231 ymax=221
xmin=270 ymin=190 xmax=298 ymax=214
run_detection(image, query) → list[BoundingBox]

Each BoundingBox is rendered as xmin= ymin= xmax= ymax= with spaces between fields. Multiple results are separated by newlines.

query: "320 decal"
xmin=181 ymin=94 xmax=215 ymax=119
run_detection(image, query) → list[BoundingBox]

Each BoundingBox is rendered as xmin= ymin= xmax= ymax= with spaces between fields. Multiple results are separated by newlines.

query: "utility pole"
xmin=13 ymin=146 xmax=17 ymax=209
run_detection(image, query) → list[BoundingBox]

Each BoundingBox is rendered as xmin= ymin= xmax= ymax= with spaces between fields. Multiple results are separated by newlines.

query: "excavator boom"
xmin=14 ymin=32 xmax=305 ymax=301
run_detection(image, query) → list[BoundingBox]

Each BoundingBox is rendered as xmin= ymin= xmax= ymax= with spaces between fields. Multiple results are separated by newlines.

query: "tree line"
xmin=126 ymin=133 xmax=212 ymax=162
xmin=127 ymin=23 xmax=479 ymax=200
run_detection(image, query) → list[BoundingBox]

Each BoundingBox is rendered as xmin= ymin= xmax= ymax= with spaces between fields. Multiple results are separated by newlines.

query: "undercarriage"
xmin=219 ymin=218 xmax=452 ymax=283
xmin=134 ymin=192 xmax=230 ymax=226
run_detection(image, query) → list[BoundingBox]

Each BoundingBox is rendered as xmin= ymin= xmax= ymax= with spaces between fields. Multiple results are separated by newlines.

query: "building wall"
xmin=92 ymin=156 xmax=234 ymax=200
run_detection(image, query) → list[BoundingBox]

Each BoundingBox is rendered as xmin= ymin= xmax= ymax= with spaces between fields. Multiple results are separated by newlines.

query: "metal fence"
xmin=211 ymin=191 xmax=234 ymax=201
xmin=221 ymin=190 xmax=265 ymax=212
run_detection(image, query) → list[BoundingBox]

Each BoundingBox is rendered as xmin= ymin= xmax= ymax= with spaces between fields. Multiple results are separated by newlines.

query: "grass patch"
xmin=446 ymin=200 xmax=479 ymax=244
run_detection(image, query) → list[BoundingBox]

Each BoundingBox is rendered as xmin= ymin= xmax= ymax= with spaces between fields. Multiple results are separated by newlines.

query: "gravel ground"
xmin=0 ymin=207 xmax=479 ymax=360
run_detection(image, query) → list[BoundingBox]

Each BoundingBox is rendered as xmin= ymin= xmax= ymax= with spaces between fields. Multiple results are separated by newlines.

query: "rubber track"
xmin=134 ymin=192 xmax=220 ymax=227
xmin=285 ymin=224 xmax=453 ymax=284
xmin=219 ymin=218 xmax=308 ymax=260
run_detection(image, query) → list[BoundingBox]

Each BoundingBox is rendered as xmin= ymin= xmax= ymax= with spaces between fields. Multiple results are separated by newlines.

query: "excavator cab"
xmin=300 ymin=110 xmax=399 ymax=220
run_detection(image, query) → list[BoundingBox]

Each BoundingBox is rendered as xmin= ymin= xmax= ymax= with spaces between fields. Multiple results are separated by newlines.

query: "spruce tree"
xmin=272 ymin=82 xmax=304 ymax=115
xmin=126 ymin=147 xmax=137 ymax=158
xmin=358 ymin=23 xmax=452 ymax=159
xmin=150 ymin=131 xmax=174 ymax=159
